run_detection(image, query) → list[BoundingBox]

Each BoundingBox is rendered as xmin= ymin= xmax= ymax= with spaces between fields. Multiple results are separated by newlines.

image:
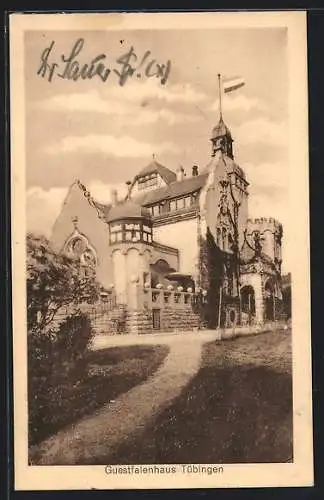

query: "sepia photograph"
xmin=10 ymin=11 xmax=312 ymax=490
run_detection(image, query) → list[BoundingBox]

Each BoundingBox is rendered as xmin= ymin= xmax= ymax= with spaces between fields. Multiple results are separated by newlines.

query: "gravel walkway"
xmin=30 ymin=337 xmax=206 ymax=465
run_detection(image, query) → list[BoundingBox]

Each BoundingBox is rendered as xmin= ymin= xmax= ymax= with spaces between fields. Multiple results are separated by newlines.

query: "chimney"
xmin=176 ymin=165 xmax=185 ymax=182
xmin=110 ymin=188 xmax=118 ymax=207
xmin=192 ymin=165 xmax=199 ymax=177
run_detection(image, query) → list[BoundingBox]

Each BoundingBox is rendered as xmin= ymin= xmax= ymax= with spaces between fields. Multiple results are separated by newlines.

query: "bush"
xmin=55 ymin=312 xmax=95 ymax=377
xmin=28 ymin=312 xmax=95 ymax=445
xmin=26 ymin=233 xmax=100 ymax=445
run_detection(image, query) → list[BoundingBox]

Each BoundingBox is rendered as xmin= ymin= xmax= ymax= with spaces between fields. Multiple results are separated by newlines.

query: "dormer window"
xmin=138 ymin=173 xmax=158 ymax=190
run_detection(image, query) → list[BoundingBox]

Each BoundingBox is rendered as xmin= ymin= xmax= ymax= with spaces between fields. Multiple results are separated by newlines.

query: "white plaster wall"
xmin=141 ymin=249 xmax=151 ymax=283
xmin=126 ymin=248 xmax=141 ymax=284
xmin=154 ymin=218 xmax=199 ymax=276
xmin=112 ymin=249 xmax=127 ymax=303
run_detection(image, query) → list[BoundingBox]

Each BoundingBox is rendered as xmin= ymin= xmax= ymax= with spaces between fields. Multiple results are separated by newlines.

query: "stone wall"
xmin=159 ymin=306 xmax=200 ymax=332
xmin=52 ymin=303 xmax=127 ymax=336
xmin=125 ymin=309 xmax=153 ymax=335
xmin=124 ymin=306 xmax=200 ymax=334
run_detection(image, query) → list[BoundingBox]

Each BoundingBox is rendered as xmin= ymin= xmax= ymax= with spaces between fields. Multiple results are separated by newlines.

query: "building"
xmin=50 ymin=109 xmax=284 ymax=333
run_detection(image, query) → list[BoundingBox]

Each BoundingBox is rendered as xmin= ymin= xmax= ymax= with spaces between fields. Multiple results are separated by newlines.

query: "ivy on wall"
xmin=198 ymin=227 xmax=225 ymax=329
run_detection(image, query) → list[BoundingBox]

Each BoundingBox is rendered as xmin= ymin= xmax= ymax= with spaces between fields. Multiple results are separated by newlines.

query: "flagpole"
xmin=218 ymin=73 xmax=222 ymax=119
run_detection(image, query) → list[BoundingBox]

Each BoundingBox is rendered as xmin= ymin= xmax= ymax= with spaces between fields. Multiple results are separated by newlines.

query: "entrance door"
xmin=241 ymin=285 xmax=256 ymax=324
xmin=152 ymin=309 xmax=161 ymax=330
xmin=264 ymin=280 xmax=275 ymax=321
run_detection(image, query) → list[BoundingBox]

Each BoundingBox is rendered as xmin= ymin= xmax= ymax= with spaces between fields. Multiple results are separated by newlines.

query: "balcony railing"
xmin=143 ymin=286 xmax=197 ymax=309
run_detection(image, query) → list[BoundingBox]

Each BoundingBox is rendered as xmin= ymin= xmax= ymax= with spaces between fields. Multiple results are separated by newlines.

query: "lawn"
xmin=108 ymin=329 xmax=293 ymax=464
xmin=28 ymin=344 xmax=169 ymax=447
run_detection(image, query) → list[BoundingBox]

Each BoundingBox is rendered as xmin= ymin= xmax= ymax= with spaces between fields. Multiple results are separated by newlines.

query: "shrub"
xmin=28 ymin=312 xmax=95 ymax=445
xmin=27 ymin=233 xmax=100 ymax=445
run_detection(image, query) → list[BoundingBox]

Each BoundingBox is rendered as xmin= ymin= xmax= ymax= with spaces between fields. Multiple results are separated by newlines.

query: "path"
xmin=31 ymin=333 xmax=216 ymax=465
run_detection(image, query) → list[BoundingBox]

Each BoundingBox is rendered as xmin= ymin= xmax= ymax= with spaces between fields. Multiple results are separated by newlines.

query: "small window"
xmin=116 ymin=232 xmax=123 ymax=242
xmin=125 ymin=231 xmax=132 ymax=241
xmin=152 ymin=205 xmax=161 ymax=216
xmin=222 ymin=228 xmax=227 ymax=250
xmin=170 ymin=200 xmax=177 ymax=211
xmin=111 ymin=233 xmax=117 ymax=243
xmin=177 ymin=198 xmax=185 ymax=210
xmin=184 ymin=196 xmax=191 ymax=208
xmin=216 ymin=228 xmax=221 ymax=247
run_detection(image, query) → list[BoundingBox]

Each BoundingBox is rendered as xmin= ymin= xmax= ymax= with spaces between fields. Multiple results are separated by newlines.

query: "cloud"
xmin=108 ymin=79 xmax=208 ymax=104
xmin=44 ymin=134 xmax=179 ymax=157
xmin=243 ymin=161 xmax=288 ymax=191
xmin=27 ymin=181 xmax=128 ymax=237
xmin=87 ymin=180 xmax=128 ymax=204
xmin=39 ymin=91 xmax=129 ymax=115
xmin=133 ymin=108 xmax=199 ymax=126
xmin=212 ymin=93 xmax=268 ymax=114
xmin=236 ymin=118 xmax=287 ymax=147
xmin=38 ymin=87 xmax=201 ymax=126
xmin=27 ymin=186 xmax=68 ymax=237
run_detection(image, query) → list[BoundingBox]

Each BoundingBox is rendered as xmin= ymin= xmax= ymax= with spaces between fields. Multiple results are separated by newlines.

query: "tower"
xmin=210 ymin=74 xmax=234 ymax=159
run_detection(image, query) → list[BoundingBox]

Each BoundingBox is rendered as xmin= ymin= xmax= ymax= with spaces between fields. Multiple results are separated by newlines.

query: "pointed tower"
xmin=211 ymin=116 xmax=234 ymax=159
xmin=211 ymin=74 xmax=234 ymax=159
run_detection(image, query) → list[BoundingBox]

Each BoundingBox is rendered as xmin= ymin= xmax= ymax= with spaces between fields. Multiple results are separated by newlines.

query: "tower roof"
xmin=211 ymin=115 xmax=233 ymax=140
xmin=106 ymin=200 xmax=151 ymax=223
xmin=135 ymin=160 xmax=176 ymax=185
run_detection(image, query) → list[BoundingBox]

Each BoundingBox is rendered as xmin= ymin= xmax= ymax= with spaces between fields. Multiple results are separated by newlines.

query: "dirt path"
xmin=31 ymin=337 xmax=205 ymax=465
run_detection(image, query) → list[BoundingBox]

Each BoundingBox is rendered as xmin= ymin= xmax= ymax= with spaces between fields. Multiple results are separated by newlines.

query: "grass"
xmin=108 ymin=329 xmax=293 ymax=464
xmin=28 ymin=344 xmax=169 ymax=447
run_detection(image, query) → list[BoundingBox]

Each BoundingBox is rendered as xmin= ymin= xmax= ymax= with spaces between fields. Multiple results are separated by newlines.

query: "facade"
xmin=50 ymin=111 xmax=284 ymax=333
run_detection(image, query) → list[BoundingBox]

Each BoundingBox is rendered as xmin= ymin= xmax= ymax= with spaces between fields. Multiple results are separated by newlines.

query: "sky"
xmin=25 ymin=27 xmax=289 ymax=269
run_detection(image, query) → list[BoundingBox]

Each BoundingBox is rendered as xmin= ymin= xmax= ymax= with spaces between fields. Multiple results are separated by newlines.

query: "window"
xmin=170 ymin=200 xmax=177 ymax=212
xmin=184 ymin=196 xmax=192 ymax=208
xmin=138 ymin=173 xmax=158 ymax=190
xmin=152 ymin=205 xmax=161 ymax=216
xmin=228 ymin=234 xmax=234 ymax=252
xmin=177 ymin=198 xmax=185 ymax=210
xmin=216 ymin=228 xmax=221 ymax=248
xmin=222 ymin=228 xmax=227 ymax=250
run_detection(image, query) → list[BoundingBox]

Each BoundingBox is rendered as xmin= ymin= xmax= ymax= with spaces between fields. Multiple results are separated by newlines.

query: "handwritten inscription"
xmin=37 ymin=38 xmax=171 ymax=86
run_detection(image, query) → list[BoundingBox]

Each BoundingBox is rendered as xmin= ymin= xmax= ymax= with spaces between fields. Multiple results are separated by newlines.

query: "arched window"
xmin=222 ymin=228 xmax=227 ymax=251
xmin=64 ymin=234 xmax=97 ymax=275
xmin=216 ymin=227 xmax=221 ymax=248
xmin=228 ymin=233 xmax=234 ymax=252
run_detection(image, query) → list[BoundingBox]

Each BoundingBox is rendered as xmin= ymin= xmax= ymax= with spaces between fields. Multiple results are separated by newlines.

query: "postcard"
xmin=10 ymin=10 xmax=313 ymax=490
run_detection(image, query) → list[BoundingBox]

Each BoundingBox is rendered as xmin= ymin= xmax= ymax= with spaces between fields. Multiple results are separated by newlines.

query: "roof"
xmin=204 ymin=154 xmax=246 ymax=180
xmin=211 ymin=116 xmax=233 ymax=140
xmin=94 ymin=201 xmax=111 ymax=219
xmin=98 ymin=200 xmax=151 ymax=223
xmin=136 ymin=160 xmax=176 ymax=185
xmin=133 ymin=173 xmax=208 ymax=206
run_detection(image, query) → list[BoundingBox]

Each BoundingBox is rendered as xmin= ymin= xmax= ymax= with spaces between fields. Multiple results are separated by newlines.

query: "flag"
xmin=222 ymin=76 xmax=245 ymax=94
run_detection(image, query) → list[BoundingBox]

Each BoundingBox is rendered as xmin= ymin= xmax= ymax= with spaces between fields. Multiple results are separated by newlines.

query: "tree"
xmin=27 ymin=233 xmax=101 ymax=335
